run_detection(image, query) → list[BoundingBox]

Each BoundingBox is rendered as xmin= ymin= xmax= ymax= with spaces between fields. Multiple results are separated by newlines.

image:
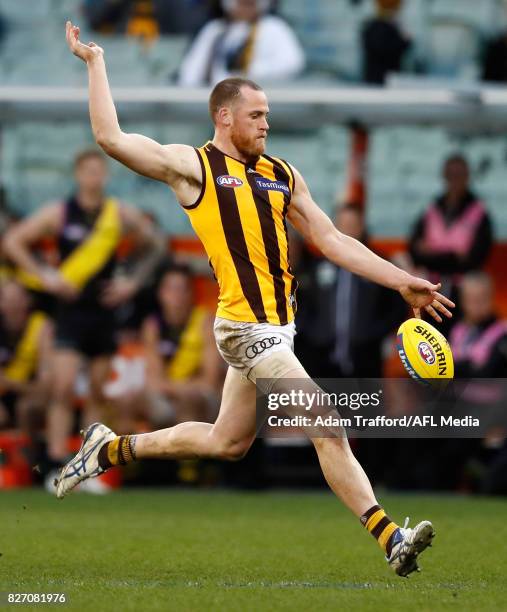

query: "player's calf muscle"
xmin=133 ymin=422 xmax=252 ymax=462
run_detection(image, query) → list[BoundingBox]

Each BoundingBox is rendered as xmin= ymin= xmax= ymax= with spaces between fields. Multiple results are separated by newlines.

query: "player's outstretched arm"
xmin=65 ymin=22 xmax=201 ymax=205
xmin=287 ymin=166 xmax=454 ymax=322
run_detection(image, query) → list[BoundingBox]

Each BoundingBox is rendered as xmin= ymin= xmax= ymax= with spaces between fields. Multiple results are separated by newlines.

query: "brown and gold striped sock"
xmin=360 ymin=504 xmax=399 ymax=556
xmin=98 ymin=435 xmax=137 ymax=470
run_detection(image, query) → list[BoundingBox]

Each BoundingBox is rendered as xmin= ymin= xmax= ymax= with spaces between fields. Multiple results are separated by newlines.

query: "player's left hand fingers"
xmin=66 ymin=23 xmax=75 ymax=49
xmin=424 ymin=304 xmax=442 ymax=323
xmin=433 ymin=292 xmax=455 ymax=308
xmin=413 ymin=307 xmax=421 ymax=319
xmin=432 ymin=299 xmax=452 ymax=318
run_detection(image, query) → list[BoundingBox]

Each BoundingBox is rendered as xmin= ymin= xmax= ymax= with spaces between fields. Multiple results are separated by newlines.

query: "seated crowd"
xmin=78 ymin=0 xmax=507 ymax=85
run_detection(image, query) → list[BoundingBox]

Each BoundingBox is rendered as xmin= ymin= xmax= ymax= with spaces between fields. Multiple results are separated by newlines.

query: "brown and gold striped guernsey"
xmin=182 ymin=142 xmax=297 ymax=325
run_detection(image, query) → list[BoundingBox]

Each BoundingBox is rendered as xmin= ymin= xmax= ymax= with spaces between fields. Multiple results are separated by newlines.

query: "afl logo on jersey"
xmin=217 ymin=175 xmax=244 ymax=188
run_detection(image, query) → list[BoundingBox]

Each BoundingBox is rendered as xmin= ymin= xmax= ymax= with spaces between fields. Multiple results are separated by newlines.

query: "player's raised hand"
xmin=399 ymin=277 xmax=455 ymax=323
xmin=65 ymin=21 xmax=104 ymax=63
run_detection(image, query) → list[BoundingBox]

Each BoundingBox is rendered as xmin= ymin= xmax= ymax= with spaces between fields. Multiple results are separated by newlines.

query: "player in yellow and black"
xmin=3 ymin=149 xmax=164 ymax=481
xmin=57 ymin=23 xmax=455 ymax=576
xmin=0 ymin=280 xmax=52 ymax=431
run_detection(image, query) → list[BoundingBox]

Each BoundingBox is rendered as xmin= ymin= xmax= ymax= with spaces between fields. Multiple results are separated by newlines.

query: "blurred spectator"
xmin=409 ymin=154 xmax=493 ymax=330
xmin=482 ymin=1 xmax=507 ymax=84
xmin=482 ymin=36 xmax=507 ymax=83
xmin=117 ymin=264 xmax=223 ymax=431
xmin=178 ymin=0 xmax=305 ymax=86
xmin=361 ymin=0 xmax=411 ymax=85
xmin=428 ymin=273 xmax=507 ymax=494
xmin=126 ymin=0 xmax=159 ymax=40
xmin=0 ymin=200 xmax=21 ymax=285
xmin=83 ymin=0 xmax=132 ymax=33
xmin=83 ymin=0 xmax=215 ymax=36
xmin=155 ymin=0 xmax=220 ymax=35
xmin=114 ymin=218 xmax=169 ymax=340
xmin=2 ymin=149 xmax=164 ymax=486
xmin=295 ymin=204 xmax=406 ymax=378
xmin=0 ymin=281 xmax=52 ymax=431
xmin=450 ymin=273 xmax=507 ymax=378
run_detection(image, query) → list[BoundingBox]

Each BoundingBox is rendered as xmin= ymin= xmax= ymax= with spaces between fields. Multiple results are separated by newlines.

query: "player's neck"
xmin=76 ymin=190 xmax=104 ymax=211
xmin=211 ymin=136 xmax=250 ymax=164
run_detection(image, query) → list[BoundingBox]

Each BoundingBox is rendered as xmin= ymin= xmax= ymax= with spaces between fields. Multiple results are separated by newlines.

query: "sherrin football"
xmin=397 ymin=318 xmax=454 ymax=384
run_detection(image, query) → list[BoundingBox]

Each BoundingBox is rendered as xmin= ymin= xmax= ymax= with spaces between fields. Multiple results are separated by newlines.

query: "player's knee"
xmin=214 ymin=438 xmax=251 ymax=461
xmin=312 ymin=435 xmax=349 ymax=454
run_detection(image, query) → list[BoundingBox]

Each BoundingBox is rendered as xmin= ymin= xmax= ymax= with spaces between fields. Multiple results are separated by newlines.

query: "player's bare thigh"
xmin=249 ymin=349 xmax=346 ymax=438
xmin=210 ymin=340 xmax=316 ymax=450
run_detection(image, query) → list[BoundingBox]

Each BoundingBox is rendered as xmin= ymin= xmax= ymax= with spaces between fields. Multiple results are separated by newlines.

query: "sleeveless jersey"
xmin=183 ymin=142 xmax=297 ymax=325
xmin=58 ymin=196 xmax=119 ymax=306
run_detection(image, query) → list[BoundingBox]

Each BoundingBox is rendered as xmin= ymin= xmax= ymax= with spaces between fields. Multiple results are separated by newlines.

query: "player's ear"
xmin=217 ymin=106 xmax=232 ymax=127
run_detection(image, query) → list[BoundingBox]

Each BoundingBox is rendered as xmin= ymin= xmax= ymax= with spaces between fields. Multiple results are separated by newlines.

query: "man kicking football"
xmin=57 ymin=21 xmax=454 ymax=577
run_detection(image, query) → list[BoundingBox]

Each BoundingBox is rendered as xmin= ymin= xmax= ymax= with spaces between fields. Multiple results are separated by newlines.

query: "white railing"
xmin=0 ymin=85 xmax=506 ymax=129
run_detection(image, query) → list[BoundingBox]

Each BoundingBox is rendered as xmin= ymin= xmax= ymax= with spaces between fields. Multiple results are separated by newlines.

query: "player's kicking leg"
xmin=54 ymin=365 xmax=257 ymax=497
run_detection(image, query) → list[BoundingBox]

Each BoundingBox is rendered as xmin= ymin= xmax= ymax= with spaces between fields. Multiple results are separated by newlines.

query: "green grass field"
xmin=0 ymin=489 xmax=505 ymax=611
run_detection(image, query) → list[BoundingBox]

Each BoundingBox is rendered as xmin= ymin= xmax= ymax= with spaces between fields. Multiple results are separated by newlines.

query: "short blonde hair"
xmin=209 ymin=77 xmax=263 ymax=123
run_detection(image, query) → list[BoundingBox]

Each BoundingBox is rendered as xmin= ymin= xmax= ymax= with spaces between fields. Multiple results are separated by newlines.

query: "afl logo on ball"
xmin=217 ymin=175 xmax=243 ymax=188
xmin=418 ymin=341 xmax=436 ymax=365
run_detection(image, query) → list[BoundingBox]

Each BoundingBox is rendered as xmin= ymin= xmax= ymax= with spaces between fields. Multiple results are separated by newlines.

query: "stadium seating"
xmin=368 ymin=126 xmax=507 ymax=238
xmin=1 ymin=0 xmax=507 ymax=240
xmin=279 ymin=0 xmax=363 ymax=79
xmin=425 ymin=19 xmax=480 ymax=78
xmin=1 ymin=0 xmax=505 ymax=85
xmin=428 ymin=0 xmax=500 ymax=34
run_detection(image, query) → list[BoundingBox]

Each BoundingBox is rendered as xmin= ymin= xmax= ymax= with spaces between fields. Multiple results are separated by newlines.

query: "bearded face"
xmin=230 ymin=120 xmax=266 ymax=160
xmin=227 ymin=87 xmax=269 ymax=161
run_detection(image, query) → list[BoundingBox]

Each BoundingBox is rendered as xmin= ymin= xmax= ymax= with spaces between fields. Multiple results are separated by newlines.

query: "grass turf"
xmin=0 ymin=489 xmax=505 ymax=611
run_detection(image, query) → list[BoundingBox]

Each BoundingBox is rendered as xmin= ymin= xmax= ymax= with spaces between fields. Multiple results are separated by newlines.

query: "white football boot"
xmin=387 ymin=518 xmax=435 ymax=577
xmin=54 ymin=422 xmax=116 ymax=499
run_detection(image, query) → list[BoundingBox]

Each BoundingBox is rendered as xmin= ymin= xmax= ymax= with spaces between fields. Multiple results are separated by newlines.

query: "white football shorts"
xmin=213 ymin=317 xmax=304 ymax=390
